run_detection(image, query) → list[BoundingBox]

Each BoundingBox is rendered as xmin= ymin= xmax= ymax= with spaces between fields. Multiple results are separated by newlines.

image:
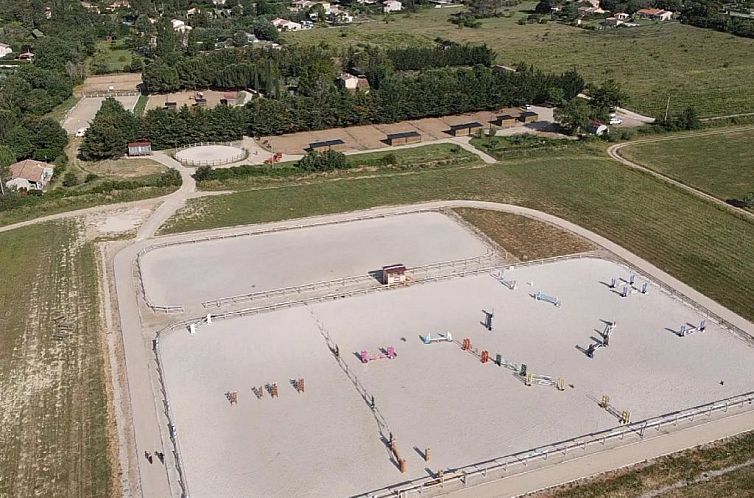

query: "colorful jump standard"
xmin=359 ymin=347 xmax=397 ymax=363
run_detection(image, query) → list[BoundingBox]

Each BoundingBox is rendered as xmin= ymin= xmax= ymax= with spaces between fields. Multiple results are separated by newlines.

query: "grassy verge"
xmin=537 ymin=430 xmax=754 ymax=497
xmin=196 ymin=144 xmax=479 ymax=190
xmin=46 ymin=94 xmax=81 ymax=123
xmin=160 ymin=153 xmax=754 ymax=322
xmin=285 ymin=5 xmax=754 ymax=118
xmin=454 ymin=208 xmax=596 ymax=261
xmin=619 ymin=129 xmax=754 ymax=207
xmin=0 ymin=186 xmax=177 ymax=228
xmin=133 ymin=93 xmax=148 ymax=117
xmin=470 ymin=134 xmax=584 ymax=160
xmin=0 ymin=221 xmax=112 ymax=496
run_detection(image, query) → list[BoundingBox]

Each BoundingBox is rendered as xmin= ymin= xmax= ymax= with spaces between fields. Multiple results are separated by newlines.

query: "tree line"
xmin=141 ymin=42 xmax=497 ymax=94
xmin=82 ymin=64 xmax=586 ymax=159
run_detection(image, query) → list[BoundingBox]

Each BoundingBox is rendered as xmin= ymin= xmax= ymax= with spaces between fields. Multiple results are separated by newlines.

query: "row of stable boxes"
xmin=308 ymin=112 xmax=541 ymax=151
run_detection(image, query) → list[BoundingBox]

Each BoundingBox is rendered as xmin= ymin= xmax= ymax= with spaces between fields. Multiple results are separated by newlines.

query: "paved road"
xmin=136 ymin=153 xmax=196 ymax=240
xmin=607 ymin=126 xmax=754 ymax=223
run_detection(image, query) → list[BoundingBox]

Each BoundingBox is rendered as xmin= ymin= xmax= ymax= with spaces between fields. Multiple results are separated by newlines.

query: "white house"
xmin=170 ymin=19 xmax=193 ymax=33
xmin=272 ymin=18 xmax=303 ymax=31
xmin=0 ymin=43 xmax=12 ymax=58
xmin=636 ymin=8 xmax=673 ymax=21
xmin=588 ymin=121 xmax=609 ymax=135
xmin=615 ymin=12 xmax=629 ymax=20
xmin=5 ymin=160 xmax=55 ymax=191
xmin=330 ymin=11 xmax=354 ymax=23
xmin=383 ymin=0 xmax=402 ymax=12
xmin=212 ymin=0 xmax=227 ymax=5
xmin=337 ymin=73 xmax=370 ymax=92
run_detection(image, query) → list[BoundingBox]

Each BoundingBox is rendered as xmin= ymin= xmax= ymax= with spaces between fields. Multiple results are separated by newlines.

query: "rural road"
xmin=607 ymin=126 xmax=754 ymax=223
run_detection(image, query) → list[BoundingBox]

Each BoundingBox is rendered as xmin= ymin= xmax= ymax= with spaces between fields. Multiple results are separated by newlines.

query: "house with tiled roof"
xmin=5 ymin=159 xmax=55 ymax=191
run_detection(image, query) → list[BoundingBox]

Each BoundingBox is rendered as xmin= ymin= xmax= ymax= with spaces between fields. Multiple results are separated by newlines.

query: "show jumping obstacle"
xmin=359 ymin=347 xmax=397 ymax=363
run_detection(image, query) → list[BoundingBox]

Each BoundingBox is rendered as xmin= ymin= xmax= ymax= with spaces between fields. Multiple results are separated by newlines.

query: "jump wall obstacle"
xmin=483 ymin=311 xmax=494 ymax=331
xmin=359 ymin=347 xmax=397 ymax=363
xmin=534 ymin=291 xmax=561 ymax=307
xmin=421 ymin=332 xmax=453 ymax=345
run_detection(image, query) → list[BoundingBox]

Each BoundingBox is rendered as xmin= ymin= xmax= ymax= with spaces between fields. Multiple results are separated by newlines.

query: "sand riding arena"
xmin=174 ymin=142 xmax=247 ymax=167
xmin=133 ymin=211 xmax=754 ymax=498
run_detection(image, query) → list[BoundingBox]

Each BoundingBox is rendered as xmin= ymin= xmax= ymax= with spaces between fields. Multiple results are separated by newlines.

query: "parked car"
xmin=521 ymin=104 xmax=533 ymax=111
xmin=609 ymin=117 xmax=623 ymax=125
xmin=75 ymin=127 xmax=87 ymax=137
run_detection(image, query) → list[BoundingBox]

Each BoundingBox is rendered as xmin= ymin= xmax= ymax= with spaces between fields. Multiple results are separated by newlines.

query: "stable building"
xmin=220 ymin=92 xmax=238 ymax=106
xmin=128 ymin=141 xmax=152 ymax=156
xmin=492 ymin=114 xmax=517 ymax=128
xmin=519 ymin=111 xmax=539 ymax=123
xmin=382 ymin=264 xmax=407 ymax=285
xmin=448 ymin=122 xmax=483 ymax=137
xmin=385 ymin=131 xmax=421 ymax=146
xmin=308 ymin=139 xmax=346 ymax=152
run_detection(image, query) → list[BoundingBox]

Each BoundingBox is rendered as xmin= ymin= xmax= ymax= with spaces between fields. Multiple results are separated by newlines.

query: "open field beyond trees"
xmin=0 ymin=222 xmax=112 ymax=496
xmin=161 ymin=152 xmax=754 ymax=322
xmin=285 ymin=5 xmax=754 ymax=118
xmin=619 ymin=129 xmax=754 ymax=207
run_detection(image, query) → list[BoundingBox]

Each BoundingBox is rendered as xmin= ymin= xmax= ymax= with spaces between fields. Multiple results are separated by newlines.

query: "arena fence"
xmin=173 ymin=141 xmax=247 ymax=167
xmin=134 ymin=206 xmax=752 ymax=345
xmin=152 ymin=302 xmax=754 ymax=498
xmin=357 ymin=390 xmax=754 ymax=498
xmin=82 ymin=90 xmax=140 ymax=97
xmin=201 ymin=251 xmax=502 ymax=309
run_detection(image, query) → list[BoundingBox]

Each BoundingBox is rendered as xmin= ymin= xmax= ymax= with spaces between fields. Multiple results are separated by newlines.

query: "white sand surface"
xmin=159 ymin=257 xmax=754 ymax=498
xmin=140 ymin=212 xmax=489 ymax=307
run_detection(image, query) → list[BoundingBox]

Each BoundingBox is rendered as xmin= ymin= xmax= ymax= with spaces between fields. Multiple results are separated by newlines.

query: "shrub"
xmin=296 ymin=150 xmax=348 ymax=172
xmin=62 ymin=172 xmax=79 ymax=187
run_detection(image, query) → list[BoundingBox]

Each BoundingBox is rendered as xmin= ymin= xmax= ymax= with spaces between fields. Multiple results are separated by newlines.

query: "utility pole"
xmin=664 ymin=95 xmax=671 ymax=122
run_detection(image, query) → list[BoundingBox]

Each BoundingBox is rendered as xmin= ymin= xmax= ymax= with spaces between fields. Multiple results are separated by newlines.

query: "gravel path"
xmin=607 ymin=126 xmax=754 ymax=223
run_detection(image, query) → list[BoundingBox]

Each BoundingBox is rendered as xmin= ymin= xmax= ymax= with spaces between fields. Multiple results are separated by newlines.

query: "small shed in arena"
xmin=382 ymin=264 xmax=407 ymax=285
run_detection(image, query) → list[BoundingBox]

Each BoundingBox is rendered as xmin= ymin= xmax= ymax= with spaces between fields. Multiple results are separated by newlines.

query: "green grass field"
xmin=90 ymin=40 xmax=133 ymax=73
xmin=619 ymin=129 xmax=754 ymax=205
xmin=0 ymin=222 xmax=112 ymax=496
xmin=0 ymin=186 xmax=178 ymax=228
xmin=285 ymin=5 xmax=754 ymax=118
xmin=538 ymin=431 xmax=754 ymax=497
xmin=161 ymin=151 xmax=754 ymax=322
xmin=454 ymin=208 xmax=596 ymax=260
xmin=197 ymin=144 xmax=479 ymax=190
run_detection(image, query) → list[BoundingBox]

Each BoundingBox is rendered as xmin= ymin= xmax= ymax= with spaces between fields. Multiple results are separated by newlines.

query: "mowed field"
xmin=161 ymin=151 xmax=754 ymax=323
xmin=619 ymin=128 xmax=754 ymax=205
xmin=284 ymin=5 xmax=754 ymax=118
xmin=0 ymin=222 xmax=112 ymax=496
